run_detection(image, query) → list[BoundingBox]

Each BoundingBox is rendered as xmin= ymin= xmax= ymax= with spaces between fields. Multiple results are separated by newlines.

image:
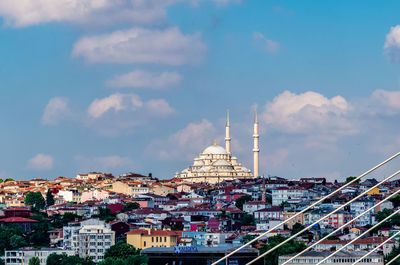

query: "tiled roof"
xmin=0 ymin=217 xmax=39 ymax=223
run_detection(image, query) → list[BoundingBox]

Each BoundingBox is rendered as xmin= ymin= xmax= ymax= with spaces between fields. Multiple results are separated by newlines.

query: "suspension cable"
xmin=211 ymin=152 xmax=400 ymax=265
xmin=313 ymin=209 xmax=400 ymax=265
xmin=246 ymin=169 xmax=400 ymax=265
xmin=351 ymin=230 xmax=400 ymax=265
xmin=386 ymin=252 xmax=400 ymax=265
xmin=279 ymin=185 xmax=400 ymax=265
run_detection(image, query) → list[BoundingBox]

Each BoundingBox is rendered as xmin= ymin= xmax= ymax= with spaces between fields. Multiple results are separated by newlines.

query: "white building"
xmin=63 ymin=219 xmax=115 ymax=262
xmin=279 ymin=250 xmax=383 ymax=265
xmin=350 ymin=197 xmax=376 ymax=226
xmin=271 ymin=187 xmax=310 ymax=206
xmin=174 ymin=110 xmax=258 ymax=184
xmin=243 ymin=201 xmax=271 ymax=214
xmin=5 ymin=248 xmax=74 ymax=265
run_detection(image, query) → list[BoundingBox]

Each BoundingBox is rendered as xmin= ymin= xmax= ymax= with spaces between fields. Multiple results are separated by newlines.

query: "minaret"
xmin=225 ymin=109 xmax=231 ymax=155
xmin=253 ymin=106 xmax=259 ymax=178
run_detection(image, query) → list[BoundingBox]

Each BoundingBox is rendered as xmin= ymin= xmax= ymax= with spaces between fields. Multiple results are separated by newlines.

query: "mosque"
xmin=174 ymin=109 xmax=260 ymax=184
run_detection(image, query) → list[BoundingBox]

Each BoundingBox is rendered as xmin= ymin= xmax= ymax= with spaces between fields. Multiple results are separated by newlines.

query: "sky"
xmin=2 ymin=0 xmax=400 ymax=181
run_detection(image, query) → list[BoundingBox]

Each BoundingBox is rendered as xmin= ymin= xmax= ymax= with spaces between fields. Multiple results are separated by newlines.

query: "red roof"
xmin=0 ymin=217 xmax=39 ymax=223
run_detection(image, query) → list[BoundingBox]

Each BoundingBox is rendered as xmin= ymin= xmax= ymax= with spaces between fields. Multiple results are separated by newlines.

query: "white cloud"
xmin=148 ymin=119 xmax=218 ymax=160
xmin=253 ymin=31 xmax=280 ymax=53
xmin=75 ymin=155 xmax=134 ymax=171
xmin=384 ymin=25 xmax=400 ymax=63
xmin=72 ymin=27 xmax=206 ymax=65
xmin=371 ymin=89 xmax=400 ymax=111
xmin=106 ymin=70 xmax=182 ymax=89
xmin=27 ymin=154 xmax=54 ymax=171
xmin=260 ymin=148 xmax=289 ymax=170
xmin=145 ymin=99 xmax=175 ymax=116
xmin=88 ymin=93 xmax=143 ymax=118
xmin=41 ymin=97 xmax=70 ymax=125
xmin=261 ymin=90 xmax=357 ymax=136
xmin=0 ymin=0 xmax=181 ymax=27
xmin=86 ymin=93 xmax=174 ymax=136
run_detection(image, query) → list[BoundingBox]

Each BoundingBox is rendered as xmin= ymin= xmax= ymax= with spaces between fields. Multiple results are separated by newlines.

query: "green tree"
xmin=10 ymin=234 xmax=27 ymax=249
xmin=46 ymin=253 xmax=94 ymax=265
xmin=94 ymin=207 xmax=116 ymax=222
xmin=25 ymin=191 xmax=45 ymax=211
xmin=122 ymin=202 xmax=140 ymax=212
xmin=0 ymin=179 xmax=3 ymax=183
xmin=0 ymin=258 xmax=4 ymax=265
xmin=0 ymin=225 xmax=26 ymax=255
xmin=50 ymin=213 xmax=79 ymax=229
xmin=4 ymin=178 xmax=14 ymax=182
xmin=46 ymin=189 xmax=55 ymax=207
xmin=235 ymin=195 xmax=252 ymax=210
xmin=241 ymin=214 xmax=256 ymax=226
xmin=259 ymin=235 xmax=307 ymax=265
xmin=291 ymin=223 xmax=306 ymax=236
xmin=29 ymin=257 xmax=41 ymax=265
xmin=390 ymin=195 xmax=400 ymax=208
xmin=386 ymin=245 xmax=400 ymax=265
xmin=346 ymin=176 xmax=360 ymax=183
xmin=104 ymin=242 xmax=140 ymax=259
xmin=280 ymin=201 xmax=289 ymax=209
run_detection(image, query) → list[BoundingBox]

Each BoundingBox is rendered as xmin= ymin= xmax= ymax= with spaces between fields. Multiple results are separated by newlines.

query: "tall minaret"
xmin=225 ymin=109 xmax=231 ymax=155
xmin=253 ymin=106 xmax=260 ymax=177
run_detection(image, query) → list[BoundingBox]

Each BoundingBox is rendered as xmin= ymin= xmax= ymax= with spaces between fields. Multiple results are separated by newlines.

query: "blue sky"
xmin=1 ymin=0 xmax=400 ymax=181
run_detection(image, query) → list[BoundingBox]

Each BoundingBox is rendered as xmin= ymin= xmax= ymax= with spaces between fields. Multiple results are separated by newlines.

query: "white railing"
xmin=212 ymin=151 xmax=400 ymax=265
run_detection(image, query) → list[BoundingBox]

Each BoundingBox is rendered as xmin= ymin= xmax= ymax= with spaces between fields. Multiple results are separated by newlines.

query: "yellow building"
xmin=282 ymin=211 xmax=304 ymax=229
xmin=126 ymin=229 xmax=180 ymax=249
xmin=367 ymin=187 xmax=379 ymax=195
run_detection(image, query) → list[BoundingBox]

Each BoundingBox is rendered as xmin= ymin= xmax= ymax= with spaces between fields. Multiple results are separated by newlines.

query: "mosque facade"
xmin=174 ymin=109 xmax=260 ymax=184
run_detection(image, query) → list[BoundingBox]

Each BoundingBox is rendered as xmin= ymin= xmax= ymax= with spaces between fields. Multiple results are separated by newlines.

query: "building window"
xmin=144 ymin=241 xmax=146 ymax=247
xmin=152 ymin=237 xmax=154 ymax=242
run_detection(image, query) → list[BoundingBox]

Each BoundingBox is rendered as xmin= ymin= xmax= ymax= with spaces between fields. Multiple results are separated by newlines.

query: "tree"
xmin=390 ymin=195 xmax=400 ymax=208
xmin=10 ymin=234 xmax=27 ymax=249
xmin=94 ymin=207 xmax=116 ymax=222
xmin=241 ymin=214 xmax=256 ymax=226
xmin=46 ymin=253 xmax=95 ymax=265
xmin=50 ymin=213 xmax=79 ymax=229
xmin=235 ymin=195 xmax=252 ymax=210
xmin=25 ymin=192 xmax=45 ymax=211
xmin=346 ymin=176 xmax=360 ymax=183
xmin=280 ymin=201 xmax=289 ymax=209
xmin=122 ymin=202 xmax=140 ymax=212
xmin=291 ymin=223 xmax=306 ymax=236
xmin=104 ymin=242 xmax=140 ymax=259
xmin=29 ymin=257 xmax=40 ymax=265
xmin=386 ymin=245 xmax=400 ymax=265
xmin=46 ymin=189 xmax=55 ymax=207
xmin=0 ymin=179 xmax=3 ymax=183
xmin=259 ymin=235 xmax=307 ymax=265
xmin=4 ymin=178 xmax=14 ymax=182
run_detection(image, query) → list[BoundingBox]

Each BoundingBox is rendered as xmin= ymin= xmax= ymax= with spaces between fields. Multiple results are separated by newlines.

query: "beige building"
xmin=282 ymin=211 xmax=304 ymax=229
xmin=126 ymin=229 xmax=180 ymax=249
xmin=150 ymin=183 xmax=176 ymax=196
xmin=112 ymin=181 xmax=149 ymax=197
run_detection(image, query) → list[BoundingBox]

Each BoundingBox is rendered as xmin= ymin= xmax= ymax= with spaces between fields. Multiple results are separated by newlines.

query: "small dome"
xmin=193 ymin=160 xmax=204 ymax=166
xmin=203 ymin=145 xmax=228 ymax=155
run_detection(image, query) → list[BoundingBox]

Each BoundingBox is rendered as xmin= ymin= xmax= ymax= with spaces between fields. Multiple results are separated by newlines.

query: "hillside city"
xmin=0 ymin=171 xmax=399 ymax=265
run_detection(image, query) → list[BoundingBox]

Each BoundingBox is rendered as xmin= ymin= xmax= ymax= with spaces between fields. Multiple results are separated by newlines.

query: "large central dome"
xmin=202 ymin=145 xmax=228 ymax=155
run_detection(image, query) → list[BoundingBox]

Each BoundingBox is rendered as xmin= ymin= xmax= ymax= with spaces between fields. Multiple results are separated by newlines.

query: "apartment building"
xmin=63 ymin=218 xmax=115 ymax=262
xmin=5 ymin=248 xmax=74 ymax=265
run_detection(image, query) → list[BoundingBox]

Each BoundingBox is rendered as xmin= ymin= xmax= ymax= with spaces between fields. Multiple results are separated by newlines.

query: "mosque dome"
xmin=203 ymin=144 xmax=228 ymax=155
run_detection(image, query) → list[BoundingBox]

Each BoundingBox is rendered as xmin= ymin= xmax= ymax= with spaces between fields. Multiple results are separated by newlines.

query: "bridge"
xmin=211 ymin=152 xmax=400 ymax=265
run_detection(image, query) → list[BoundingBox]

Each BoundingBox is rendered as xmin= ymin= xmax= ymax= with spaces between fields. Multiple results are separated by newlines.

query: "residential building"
xmin=5 ymin=248 xmax=74 ymax=265
xmin=126 ymin=228 xmax=180 ymax=249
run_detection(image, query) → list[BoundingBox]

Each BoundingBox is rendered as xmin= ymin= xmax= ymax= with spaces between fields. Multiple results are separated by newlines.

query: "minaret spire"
xmin=225 ymin=109 xmax=231 ymax=155
xmin=253 ymin=105 xmax=259 ymax=178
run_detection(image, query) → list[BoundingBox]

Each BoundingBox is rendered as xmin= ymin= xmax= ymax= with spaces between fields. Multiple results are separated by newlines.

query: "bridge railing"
xmin=212 ymin=151 xmax=400 ymax=265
